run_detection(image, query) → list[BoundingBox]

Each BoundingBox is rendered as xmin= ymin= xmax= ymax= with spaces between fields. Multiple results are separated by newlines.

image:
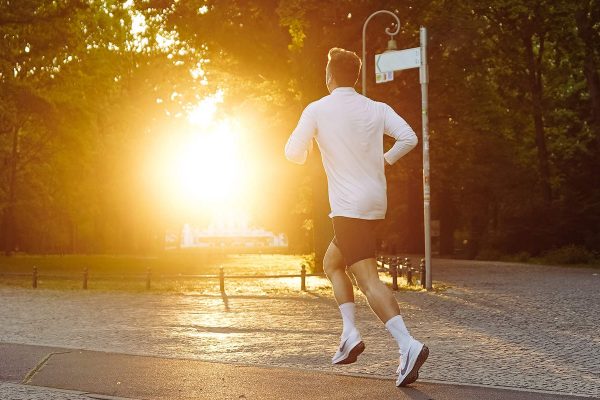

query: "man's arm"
xmin=383 ymin=104 xmax=418 ymax=165
xmin=285 ymin=104 xmax=317 ymax=165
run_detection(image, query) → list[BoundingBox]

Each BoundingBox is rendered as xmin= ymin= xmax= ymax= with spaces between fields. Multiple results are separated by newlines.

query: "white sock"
xmin=385 ymin=315 xmax=413 ymax=354
xmin=339 ymin=302 xmax=357 ymax=336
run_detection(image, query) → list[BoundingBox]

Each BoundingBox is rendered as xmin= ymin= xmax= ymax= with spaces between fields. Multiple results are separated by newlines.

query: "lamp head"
xmin=387 ymin=37 xmax=397 ymax=51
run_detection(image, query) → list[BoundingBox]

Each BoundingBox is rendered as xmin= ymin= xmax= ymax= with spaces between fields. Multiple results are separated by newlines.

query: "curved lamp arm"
xmin=361 ymin=10 xmax=401 ymax=96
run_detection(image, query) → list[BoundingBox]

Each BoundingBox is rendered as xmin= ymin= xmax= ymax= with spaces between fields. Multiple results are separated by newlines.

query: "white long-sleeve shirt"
xmin=285 ymin=87 xmax=418 ymax=220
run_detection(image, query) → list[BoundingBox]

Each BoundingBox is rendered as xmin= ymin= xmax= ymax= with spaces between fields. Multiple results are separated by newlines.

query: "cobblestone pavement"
xmin=0 ymin=259 xmax=598 ymax=397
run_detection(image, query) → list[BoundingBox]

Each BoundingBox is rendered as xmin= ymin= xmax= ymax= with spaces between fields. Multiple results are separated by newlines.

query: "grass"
xmin=0 ymin=251 xmax=317 ymax=274
xmin=0 ymin=252 xmax=320 ymax=294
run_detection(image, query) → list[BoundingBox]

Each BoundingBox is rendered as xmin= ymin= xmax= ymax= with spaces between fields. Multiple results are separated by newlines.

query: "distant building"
xmin=180 ymin=223 xmax=287 ymax=248
xmin=165 ymin=214 xmax=288 ymax=249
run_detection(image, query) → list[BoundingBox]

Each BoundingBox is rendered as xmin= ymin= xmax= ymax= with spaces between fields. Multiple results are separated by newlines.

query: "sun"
xmin=174 ymin=118 xmax=241 ymax=205
xmin=151 ymin=94 xmax=251 ymax=216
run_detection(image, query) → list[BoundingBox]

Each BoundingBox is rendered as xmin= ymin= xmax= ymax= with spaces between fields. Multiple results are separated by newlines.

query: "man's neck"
xmin=331 ymin=86 xmax=354 ymax=92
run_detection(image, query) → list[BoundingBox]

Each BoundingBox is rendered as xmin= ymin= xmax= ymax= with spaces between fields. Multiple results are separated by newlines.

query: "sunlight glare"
xmin=187 ymin=91 xmax=223 ymax=126
xmin=149 ymin=92 xmax=257 ymax=219
xmin=173 ymin=118 xmax=241 ymax=205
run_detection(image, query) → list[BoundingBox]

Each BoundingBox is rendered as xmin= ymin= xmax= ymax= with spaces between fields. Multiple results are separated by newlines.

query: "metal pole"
xmin=83 ymin=267 xmax=88 ymax=290
xmin=300 ymin=264 xmax=306 ymax=291
xmin=391 ymin=258 xmax=398 ymax=291
xmin=219 ymin=266 xmax=225 ymax=293
xmin=32 ymin=266 xmax=37 ymax=289
xmin=420 ymin=26 xmax=432 ymax=290
xmin=362 ymin=10 xmax=400 ymax=96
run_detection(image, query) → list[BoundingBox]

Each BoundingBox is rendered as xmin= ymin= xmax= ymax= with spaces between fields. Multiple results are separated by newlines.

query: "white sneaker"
xmin=331 ymin=328 xmax=365 ymax=365
xmin=396 ymin=338 xmax=429 ymax=387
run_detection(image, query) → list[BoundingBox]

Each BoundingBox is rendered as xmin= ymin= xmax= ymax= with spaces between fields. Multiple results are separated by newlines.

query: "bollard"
xmin=219 ymin=266 xmax=225 ymax=293
xmin=83 ymin=267 xmax=88 ymax=290
xmin=146 ymin=267 xmax=151 ymax=290
xmin=300 ymin=264 xmax=306 ymax=291
xmin=396 ymin=257 xmax=403 ymax=278
xmin=406 ymin=258 xmax=413 ymax=285
xmin=420 ymin=258 xmax=426 ymax=288
xmin=390 ymin=258 xmax=398 ymax=291
xmin=32 ymin=266 xmax=38 ymax=289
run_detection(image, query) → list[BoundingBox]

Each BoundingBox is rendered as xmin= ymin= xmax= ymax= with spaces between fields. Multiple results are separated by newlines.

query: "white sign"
xmin=375 ymin=47 xmax=421 ymax=73
xmin=375 ymin=71 xmax=394 ymax=84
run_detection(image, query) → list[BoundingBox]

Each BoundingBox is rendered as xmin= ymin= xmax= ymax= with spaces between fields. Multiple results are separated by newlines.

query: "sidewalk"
xmin=0 ymin=343 xmax=591 ymax=400
xmin=0 ymin=259 xmax=598 ymax=398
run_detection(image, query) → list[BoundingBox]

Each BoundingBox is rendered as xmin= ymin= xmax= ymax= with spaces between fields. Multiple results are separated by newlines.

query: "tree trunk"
xmin=575 ymin=2 xmax=600 ymax=131
xmin=2 ymin=127 xmax=20 ymax=255
xmin=523 ymin=31 xmax=552 ymax=202
xmin=68 ymin=217 xmax=77 ymax=253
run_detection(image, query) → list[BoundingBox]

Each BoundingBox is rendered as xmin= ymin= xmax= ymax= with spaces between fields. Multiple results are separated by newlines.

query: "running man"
xmin=284 ymin=47 xmax=428 ymax=387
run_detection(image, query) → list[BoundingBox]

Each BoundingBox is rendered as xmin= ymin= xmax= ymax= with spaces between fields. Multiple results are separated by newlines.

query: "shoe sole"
xmin=397 ymin=345 xmax=429 ymax=387
xmin=334 ymin=341 xmax=365 ymax=365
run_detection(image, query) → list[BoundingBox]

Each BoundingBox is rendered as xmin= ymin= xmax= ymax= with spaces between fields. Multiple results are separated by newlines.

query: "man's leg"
xmin=349 ymin=258 xmax=428 ymax=386
xmin=348 ymin=258 xmax=399 ymax=322
xmin=324 ymin=240 xmax=365 ymax=364
xmin=323 ymin=240 xmax=353 ymax=305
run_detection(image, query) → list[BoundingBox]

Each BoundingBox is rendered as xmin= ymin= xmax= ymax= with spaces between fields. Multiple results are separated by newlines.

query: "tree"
xmin=0 ymin=0 xmax=204 ymax=254
xmin=2 ymin=0 xmax=598 ymax=259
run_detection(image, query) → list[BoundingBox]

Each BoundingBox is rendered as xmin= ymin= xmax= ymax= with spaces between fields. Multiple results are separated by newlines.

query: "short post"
xmin=146 ymin=267 xmax=151 ymax=290
xmin=420 ymin=258 xmax=426 ymax=288
xmin=406 ymin=258 xmax=413 ymax=285
xmin=391 ymin=258 xmax=398 ymax=291
xmin=32 ymin=266 xmax=38 ymax=289
xmin=219 ymin=266 xmax=225 ymax=293
xmin=396 ymin=257 xmax=404 ymax=278
xmin=300 ymin=264 xmax=307 ymax=291
xmin=83 ymin=267 xmax=88 ymax=290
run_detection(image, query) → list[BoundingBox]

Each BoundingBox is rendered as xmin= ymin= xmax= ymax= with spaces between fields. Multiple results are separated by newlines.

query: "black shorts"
xmin=332 ymin=217 xmax=380 ymax=267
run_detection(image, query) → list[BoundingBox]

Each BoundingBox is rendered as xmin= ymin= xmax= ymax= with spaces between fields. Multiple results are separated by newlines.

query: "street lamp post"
xmin=419 ymin=27 xmax=432 ymax=290
xmin=361 ymin=11 xmax=432 ymax=290
xmin=361 ymin=10 xmax=400 ymax=96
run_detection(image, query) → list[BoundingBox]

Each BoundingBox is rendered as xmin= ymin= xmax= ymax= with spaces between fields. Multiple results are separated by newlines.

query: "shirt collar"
xmin=331 ymin=87 xmax=356 ymax=94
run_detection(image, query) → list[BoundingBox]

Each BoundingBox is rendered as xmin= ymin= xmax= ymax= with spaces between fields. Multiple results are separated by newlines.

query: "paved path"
xmin=0 ymin=344 xmax=591 ymax=400
xmin=0 ymin=259 xmax=598 ymax=398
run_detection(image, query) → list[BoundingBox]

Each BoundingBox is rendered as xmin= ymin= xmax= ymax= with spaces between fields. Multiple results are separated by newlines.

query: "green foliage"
xmin=0 ymin=0 xmax=203 ymax=254
xmin=542 ymin=245 xmax=598 ymax=265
